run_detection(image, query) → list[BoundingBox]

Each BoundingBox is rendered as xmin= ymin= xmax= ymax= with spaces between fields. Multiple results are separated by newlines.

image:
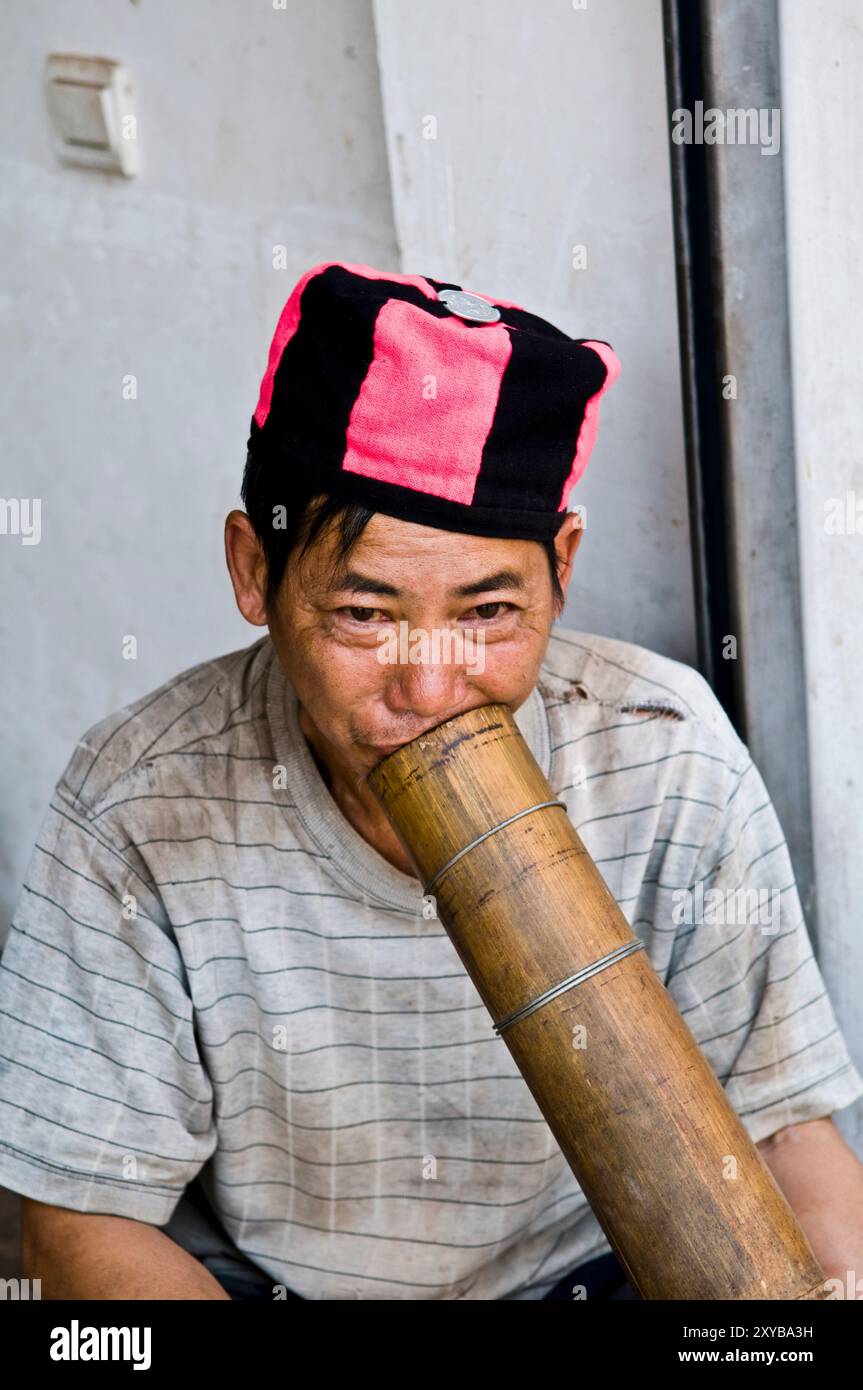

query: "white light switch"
xmin=45 ymin=53 xmax=139 ymax=177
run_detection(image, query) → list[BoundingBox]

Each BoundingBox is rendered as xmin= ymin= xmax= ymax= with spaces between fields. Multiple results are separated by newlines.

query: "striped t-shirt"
xmin=1 ymin=627 xmax=861 ymax=1301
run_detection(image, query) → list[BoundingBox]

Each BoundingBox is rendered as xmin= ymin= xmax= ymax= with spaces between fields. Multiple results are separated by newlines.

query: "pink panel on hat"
xmin=253 ymin=261 xmax=441 ymax=427
xmin=558 ymin=340 xmax=622 ymax=505
xmin=342 ymin=298 xmax=512 ymax=504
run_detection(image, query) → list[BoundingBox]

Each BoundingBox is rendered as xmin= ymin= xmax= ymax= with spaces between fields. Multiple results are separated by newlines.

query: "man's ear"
xmin=553 ymin=511 xmax=586 ymax=600
xmin=224 ymin=510 xmax=269 ymax=627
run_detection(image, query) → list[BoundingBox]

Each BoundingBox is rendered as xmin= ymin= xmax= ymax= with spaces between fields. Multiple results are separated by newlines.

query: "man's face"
xmin=265 ymin=512 xmax=572 ymax=788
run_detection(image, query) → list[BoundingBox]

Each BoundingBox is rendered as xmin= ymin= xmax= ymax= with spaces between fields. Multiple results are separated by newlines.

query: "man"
xmin=3 ymin=261 xmax=863 ymax=1301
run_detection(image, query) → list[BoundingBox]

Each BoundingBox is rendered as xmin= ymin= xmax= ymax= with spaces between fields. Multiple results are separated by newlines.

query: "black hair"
xmin=240 ymin=449 xmax=565 ymax=616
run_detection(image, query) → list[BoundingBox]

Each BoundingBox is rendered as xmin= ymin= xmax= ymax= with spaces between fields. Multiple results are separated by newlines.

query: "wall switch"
xmin=45 ymin=53 xmax=139 ymax=177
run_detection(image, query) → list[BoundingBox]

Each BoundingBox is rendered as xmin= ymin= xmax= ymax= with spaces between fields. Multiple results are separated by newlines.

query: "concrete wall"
xmin=0 ymin=0 xmax=399 ymax=934
xmin=0 ymin=0 xmax=693 ymax=936
xmin=781 ymin=0 xmax=863 ymax=1148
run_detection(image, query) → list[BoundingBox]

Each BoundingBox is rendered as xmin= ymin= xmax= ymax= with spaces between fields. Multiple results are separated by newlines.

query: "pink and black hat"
xmin=247 ymin=260 xmax=620 ymax=542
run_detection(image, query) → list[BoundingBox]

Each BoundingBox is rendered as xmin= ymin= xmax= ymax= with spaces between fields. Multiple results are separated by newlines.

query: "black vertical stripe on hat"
xmin=255 ymin=265 xmax=457 ymax=470
xmin=471 ymin=310 xmax=610 ymax=515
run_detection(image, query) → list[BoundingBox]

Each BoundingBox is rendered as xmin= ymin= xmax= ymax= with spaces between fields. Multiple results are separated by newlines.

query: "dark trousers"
xmin=542 ymin=1249 xmax=638 ymax=1300
xmin=216 ymin=1248 xmax=638 ymax=1301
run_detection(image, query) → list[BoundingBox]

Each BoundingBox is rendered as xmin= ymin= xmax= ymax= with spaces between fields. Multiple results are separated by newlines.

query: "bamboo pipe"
xmin=367 ymin=702 xmax=828 ymax=1301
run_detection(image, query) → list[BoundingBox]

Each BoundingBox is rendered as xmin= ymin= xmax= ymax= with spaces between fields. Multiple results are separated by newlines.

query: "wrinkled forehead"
xmin=299 ymin=512 xmax=544 ymax=599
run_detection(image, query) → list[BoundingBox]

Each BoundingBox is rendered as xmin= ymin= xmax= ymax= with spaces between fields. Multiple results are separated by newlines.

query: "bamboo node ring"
xmin=422 ymin=799 xmax=568 ymax=896
xmin=492 ymin=939 xmax=647 ymax=1034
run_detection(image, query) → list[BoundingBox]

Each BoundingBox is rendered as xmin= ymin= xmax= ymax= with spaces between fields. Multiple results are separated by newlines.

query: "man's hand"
xmin=756 ymin=1116 xmax=863 ymax=1299
xmin=20 ymin=1198 xmax=232 ymax=1300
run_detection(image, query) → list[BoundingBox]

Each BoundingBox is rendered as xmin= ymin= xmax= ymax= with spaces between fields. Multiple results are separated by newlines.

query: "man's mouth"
xmin=365 ymin=730 xmax=439 ymax=755
xmin=364 ymin=707 xmax=488 ymax=756
xmin=366 ymin=740 xmax=411 ymax=756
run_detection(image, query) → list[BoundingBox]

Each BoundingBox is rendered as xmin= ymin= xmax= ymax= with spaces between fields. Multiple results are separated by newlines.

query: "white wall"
xmin=0 ymin=0 xmax=694 ymax=938
xmin=0 ymin=0 xmax=399 ymax=934
xmin=781 ymin=0 xmax=863 ymax=1148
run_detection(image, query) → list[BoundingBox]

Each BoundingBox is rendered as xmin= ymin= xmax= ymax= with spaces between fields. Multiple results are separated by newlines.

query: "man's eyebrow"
xmin=327 ymin=568 xmax=528 ymax=598
xmin=454 ymin=569 xmax=528 ymax=597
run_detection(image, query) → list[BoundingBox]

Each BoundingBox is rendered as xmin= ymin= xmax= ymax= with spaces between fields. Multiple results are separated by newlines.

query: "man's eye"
xmin=342 ymin=606 xmax=382 ymax=623
xmin=467 ymin=602 xmax=513 ymax=621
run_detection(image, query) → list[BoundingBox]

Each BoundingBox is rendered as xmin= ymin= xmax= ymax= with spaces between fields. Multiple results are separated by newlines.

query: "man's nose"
xmin=385 ymin=660 xmax=471 ymax=720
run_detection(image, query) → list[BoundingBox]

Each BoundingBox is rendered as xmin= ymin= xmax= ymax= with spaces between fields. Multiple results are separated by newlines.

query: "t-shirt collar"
xmin=265 ymin=637 xmax=552 ymax=913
